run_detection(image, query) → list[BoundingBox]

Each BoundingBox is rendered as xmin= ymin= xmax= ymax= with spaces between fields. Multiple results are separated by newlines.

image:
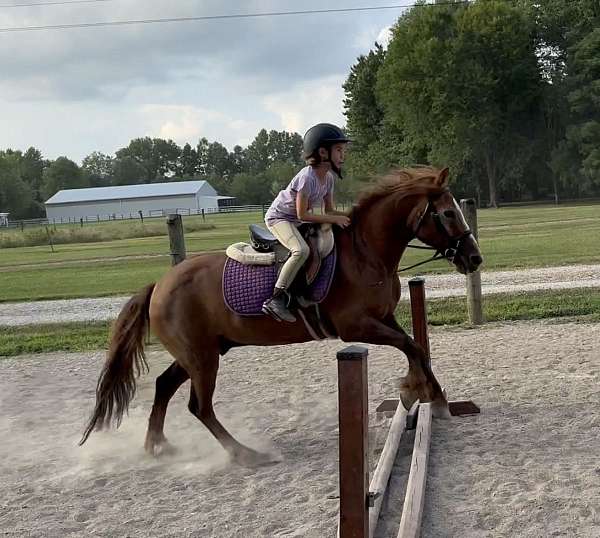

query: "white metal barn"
xmin=45 ymin=181 xmax=233 ymax=222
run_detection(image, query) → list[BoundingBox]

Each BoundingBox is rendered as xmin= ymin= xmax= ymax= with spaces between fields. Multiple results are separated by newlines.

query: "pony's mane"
xmin=349 ymin=166 xmax=449 ymax=219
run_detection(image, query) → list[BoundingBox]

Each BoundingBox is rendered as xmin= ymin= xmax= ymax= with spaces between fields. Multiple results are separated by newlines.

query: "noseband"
xmin=397 ymin=195 xmax=473 ymax=273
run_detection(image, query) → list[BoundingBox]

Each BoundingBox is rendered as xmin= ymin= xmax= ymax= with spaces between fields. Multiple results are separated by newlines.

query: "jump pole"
xmin=368 ymin=401 xmax=409 ymax=537
xmin=337 ymin=346 xmax=409 ymax=538
xmin=337 ymin=346 xmax=369 ymax=538
xmin=337 ymin=278 xmax=479 ymax=538
xmin=408 ymin=277 xmax=430 ymax=364
xmin=397 ymin=403 xmax=432 ymax=538
xmin=382 ymin=277 xmax=481 ymax=418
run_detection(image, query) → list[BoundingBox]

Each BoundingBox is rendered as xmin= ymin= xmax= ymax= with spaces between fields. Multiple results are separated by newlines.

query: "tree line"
xmin=1 ymin=0 xmax=598 ymax=218
xmin=0 ymin=130 xmax=305 ymax=219
xmin=343 ymin=0 xmax=600 ymax=207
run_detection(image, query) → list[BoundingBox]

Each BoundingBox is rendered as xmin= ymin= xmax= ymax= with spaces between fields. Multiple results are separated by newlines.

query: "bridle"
xmin=397 ymin=193 xmax=473 ymax=273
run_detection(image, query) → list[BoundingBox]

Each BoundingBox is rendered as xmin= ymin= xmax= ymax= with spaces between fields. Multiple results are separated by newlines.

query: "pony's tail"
xmin=79 ymin=283 xmax=155 ymax=445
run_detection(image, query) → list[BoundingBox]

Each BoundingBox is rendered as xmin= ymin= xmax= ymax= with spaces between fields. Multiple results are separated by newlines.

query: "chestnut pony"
xmin=81 ymin=166 xmax=482 ymax=465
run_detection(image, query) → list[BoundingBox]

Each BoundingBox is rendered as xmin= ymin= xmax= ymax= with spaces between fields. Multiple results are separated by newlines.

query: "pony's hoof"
xmin=399 ymin=380 xmax=418 ymax=411
xmin=399 ymin=391 xmax=417 ymax=411
xmin=431 ymin=399 xmax=452 ymax=419
xmin=145 ymin=439 xmax=177 ymax=457
xmin=230 ymin=446 xmax=279 ymax=468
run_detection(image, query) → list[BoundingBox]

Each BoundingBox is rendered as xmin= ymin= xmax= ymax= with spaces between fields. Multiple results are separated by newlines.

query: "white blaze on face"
xmin=453 ymin=198 xmax=470 ymax=231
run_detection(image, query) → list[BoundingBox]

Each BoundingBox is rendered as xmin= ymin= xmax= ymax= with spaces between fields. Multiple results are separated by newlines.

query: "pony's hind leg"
xmin=144 ymin=361 xmax=189 ymax=456
xmin=186 ymin=347 xmax=276 ymax=468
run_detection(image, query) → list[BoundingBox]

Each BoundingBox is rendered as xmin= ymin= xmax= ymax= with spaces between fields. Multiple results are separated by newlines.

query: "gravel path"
xmin=1 ymin=263 xmax=598 ymax=327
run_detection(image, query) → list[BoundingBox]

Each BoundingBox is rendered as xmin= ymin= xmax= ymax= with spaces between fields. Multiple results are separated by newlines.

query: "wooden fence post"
xmin=408 ymin=277 xmax=430 ymax=365
xmin=460 ymin=199 xmax=484 ymax=325
xmin=45 ymin=225 xmax=55 ymax=253
xmin=337 ymin=345 xmax=369 ymax=538
xmin=166 ymin=214 xmax=186 ymax=266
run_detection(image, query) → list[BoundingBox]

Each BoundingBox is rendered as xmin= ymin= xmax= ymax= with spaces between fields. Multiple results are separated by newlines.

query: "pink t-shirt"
xmin=265 ymin=166 xmax=335 ymax=226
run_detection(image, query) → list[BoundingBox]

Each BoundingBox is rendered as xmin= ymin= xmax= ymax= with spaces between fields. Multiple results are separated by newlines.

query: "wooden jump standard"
xmin=337 ymin=277 xmax=479 ymax=538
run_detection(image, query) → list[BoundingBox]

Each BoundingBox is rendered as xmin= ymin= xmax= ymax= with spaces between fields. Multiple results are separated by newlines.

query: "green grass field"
xmin=0 ymin=218 xmax=215 ymax=249
xmin=2 ymin=288 xmax=598 ymax=357
xmin=1 ymin=203 xmax=599 ymax=302
xmin=0 ymin=321 xmax=111 ymax=357
xmin=0 ymin=212 xmax=258 ymax=267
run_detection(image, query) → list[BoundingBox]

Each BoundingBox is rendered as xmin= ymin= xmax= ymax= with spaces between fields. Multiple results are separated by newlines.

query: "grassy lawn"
xmin=0 ymin=211 xmax=265 ymax=267
xmin=1 ymin=257 xmax=171 ymax=302
xmin=1 ymin=203 xmax=599 ymax=302
xmin=2 ymin=288 xmax=598 ymax=357
xmin=0 ymin=322 xmax=111 ymax=356
xmin=0 ymin=218 xmax=215 ymax=249
xmin=395 ymin=287 xmax=600 ymax=326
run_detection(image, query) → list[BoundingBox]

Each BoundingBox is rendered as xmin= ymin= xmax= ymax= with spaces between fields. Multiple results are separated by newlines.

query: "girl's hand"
xmin=332 ymin=215 xmax=351 ymax=228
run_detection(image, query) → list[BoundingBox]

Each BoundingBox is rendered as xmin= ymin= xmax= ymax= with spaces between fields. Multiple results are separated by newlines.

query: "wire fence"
xmin=6 ymin=195 xmax=594 ymax=231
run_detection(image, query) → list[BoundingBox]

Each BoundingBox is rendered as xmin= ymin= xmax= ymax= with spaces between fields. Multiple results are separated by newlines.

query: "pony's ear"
xmin=436 ymin=167 xmax=450 ymax=187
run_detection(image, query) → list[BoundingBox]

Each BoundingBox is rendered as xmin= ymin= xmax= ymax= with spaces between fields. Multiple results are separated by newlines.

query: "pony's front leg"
xmin=340 ymin=315 xmax=450 ymax=418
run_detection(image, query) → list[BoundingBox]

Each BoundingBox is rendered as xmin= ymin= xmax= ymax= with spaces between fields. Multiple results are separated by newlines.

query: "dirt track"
xmin=1 ymin=319 xmax=599 ymax=537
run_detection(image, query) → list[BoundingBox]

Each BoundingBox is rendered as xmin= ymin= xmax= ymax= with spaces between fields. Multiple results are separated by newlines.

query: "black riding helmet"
xmin=302 ymin=123 xmax=350 ymax=158
xmin=302 ymin=123 xmax=350 ymax=177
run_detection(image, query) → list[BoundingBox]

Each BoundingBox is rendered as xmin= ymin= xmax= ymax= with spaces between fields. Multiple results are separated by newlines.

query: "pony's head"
xmin=404 ymin=167 xmax=482 ymax=274
xmin=354 ymin=166 xmax=483 ymax=274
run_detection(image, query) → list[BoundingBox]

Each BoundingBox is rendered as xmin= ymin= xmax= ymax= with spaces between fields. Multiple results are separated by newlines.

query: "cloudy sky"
xmin=1 ymin=0 xmax=398 ymax=163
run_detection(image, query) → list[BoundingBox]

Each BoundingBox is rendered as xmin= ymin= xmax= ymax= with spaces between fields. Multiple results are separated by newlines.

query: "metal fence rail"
xmin=2 ymin=205 xmax=266 ymax=230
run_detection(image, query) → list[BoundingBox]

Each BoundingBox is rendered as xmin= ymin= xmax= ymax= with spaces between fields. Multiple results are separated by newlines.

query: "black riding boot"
xmin=262 ymin=287 xmax=296 ymax=323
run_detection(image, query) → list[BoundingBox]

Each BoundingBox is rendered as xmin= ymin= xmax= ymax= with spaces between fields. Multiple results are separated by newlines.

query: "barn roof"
xmin=45 ymin=180 xmax=209 ymax=205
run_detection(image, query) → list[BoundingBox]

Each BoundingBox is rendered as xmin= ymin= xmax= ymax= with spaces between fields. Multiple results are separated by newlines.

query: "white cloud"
xmin=0 ymin=1 xmax=402 ymax=160
xmin=353 ymin=25 xmax=382 ymax=51
xmin=141 ymin=105 xmax=213 ymax=142
xmin=139 ymin=104 xmax=262 ymax=149
xmin=263 ymin=75 xmax=347 ymax=135
xmin=377 ymin=26 xmax=393 ymax=49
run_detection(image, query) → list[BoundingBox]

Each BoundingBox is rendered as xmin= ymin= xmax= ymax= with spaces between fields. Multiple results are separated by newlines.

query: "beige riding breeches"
xmin=266 ymin=220 xmax=310 ymax=290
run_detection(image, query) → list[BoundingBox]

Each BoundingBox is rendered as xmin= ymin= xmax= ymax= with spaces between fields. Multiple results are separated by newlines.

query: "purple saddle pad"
xmin=223 ymin=249 xmax=336 ymax=316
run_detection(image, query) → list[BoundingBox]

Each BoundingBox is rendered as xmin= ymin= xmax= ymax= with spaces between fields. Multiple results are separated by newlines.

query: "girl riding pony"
xmin=262 ymin=123 xmax=351 ymax=322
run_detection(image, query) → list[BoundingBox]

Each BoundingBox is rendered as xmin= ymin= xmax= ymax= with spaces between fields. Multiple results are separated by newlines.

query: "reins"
xmin=397 ymin=245 xmax=448 ymax=273
xmin=397 ymin=198 xmax=473 ymax=273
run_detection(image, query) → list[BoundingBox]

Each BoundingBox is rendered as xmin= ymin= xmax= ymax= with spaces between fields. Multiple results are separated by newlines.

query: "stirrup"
xmin=261 ymin=303 xmax=283 ymax=322
xmin=262 ymin=302 xmax=296 ymax=322
xmin=262 ymin=291 xmax=296 ymax=322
